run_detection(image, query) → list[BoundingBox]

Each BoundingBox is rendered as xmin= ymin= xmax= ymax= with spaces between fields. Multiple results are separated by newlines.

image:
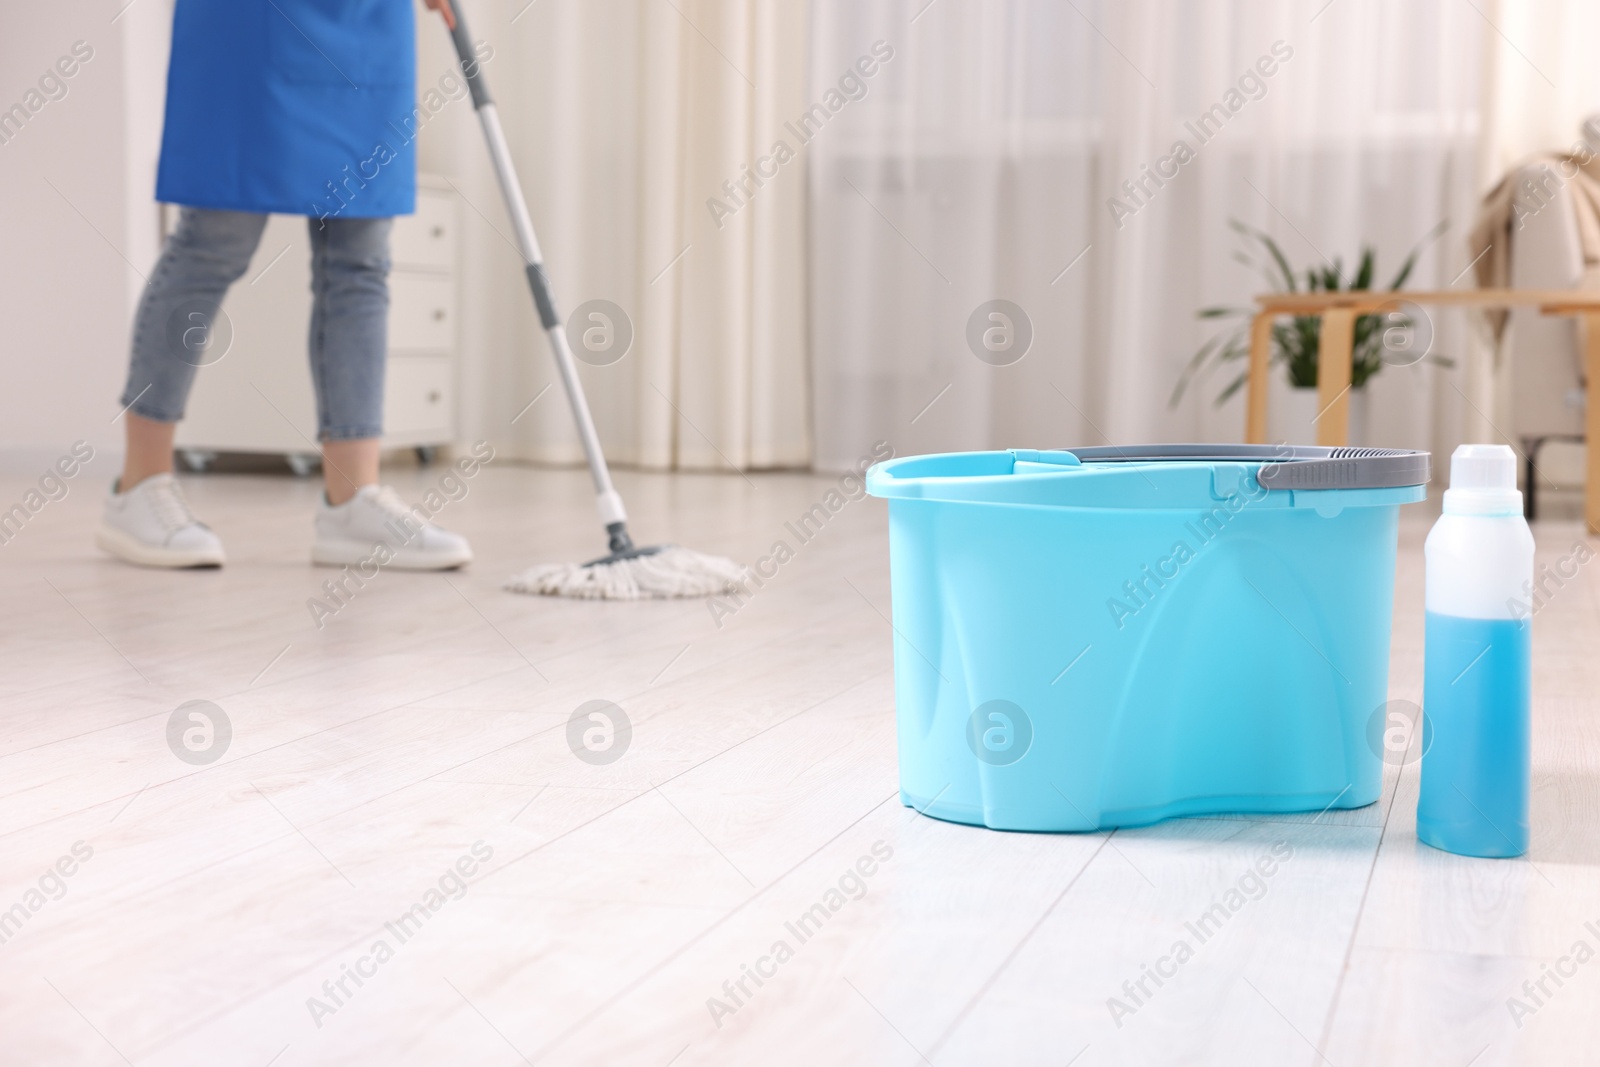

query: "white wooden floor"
xmin=0 ymin=458 xmax=1596 ymax=1067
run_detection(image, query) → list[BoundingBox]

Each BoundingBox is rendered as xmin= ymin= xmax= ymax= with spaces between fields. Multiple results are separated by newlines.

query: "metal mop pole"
xmin=446 ymin=8 xmax=638 ymax=557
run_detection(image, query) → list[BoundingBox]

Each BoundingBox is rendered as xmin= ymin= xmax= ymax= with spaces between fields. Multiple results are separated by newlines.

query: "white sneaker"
xmin=312 ymin=485 xmax=472 ymax=571
xmin=96 ymin=473 xmax=226 ymax=568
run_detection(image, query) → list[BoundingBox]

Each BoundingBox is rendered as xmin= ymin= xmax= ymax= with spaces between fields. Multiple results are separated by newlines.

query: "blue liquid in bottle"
xmin=1417 ymin=612 xmax=1531 ymax=858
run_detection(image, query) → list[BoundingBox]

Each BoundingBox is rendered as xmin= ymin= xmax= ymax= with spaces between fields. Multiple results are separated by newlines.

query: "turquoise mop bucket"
xmin=865 ymin=445 xmax=1431 ymax=831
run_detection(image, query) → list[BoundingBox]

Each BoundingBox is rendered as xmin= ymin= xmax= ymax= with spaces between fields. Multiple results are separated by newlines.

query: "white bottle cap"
xmin=1443 ymin=444 xmax=1521 ymax=515
xmin=1451 ymin=444 xmax=1516 ymax=489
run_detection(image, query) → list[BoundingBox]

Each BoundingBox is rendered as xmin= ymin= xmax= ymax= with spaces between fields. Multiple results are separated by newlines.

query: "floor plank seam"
xmin=523 ymin=789 xmax=904 ymax=1064
xmin=126 ymin=673 xmax=886 ymax=1057
xmin=0 ymin=664 xmax=532 ymax=843
xmin=1311 ymin=759 xmax=1412 ymax=1062
xmin=929 ymin=831 xmax=1118 ymax=1056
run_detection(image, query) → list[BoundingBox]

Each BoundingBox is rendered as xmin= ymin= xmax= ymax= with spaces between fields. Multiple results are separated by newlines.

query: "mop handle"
xmin=444 ymin=6 xmax=634 ymax=550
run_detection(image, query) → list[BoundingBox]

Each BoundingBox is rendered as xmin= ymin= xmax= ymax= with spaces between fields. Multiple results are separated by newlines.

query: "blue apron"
xmin=156 ymin=0 xmax=416 ymax=219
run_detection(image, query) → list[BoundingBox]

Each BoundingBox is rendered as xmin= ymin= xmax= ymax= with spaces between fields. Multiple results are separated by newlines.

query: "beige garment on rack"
xmin=1469 ymin=151 xmax=1600 ymax=340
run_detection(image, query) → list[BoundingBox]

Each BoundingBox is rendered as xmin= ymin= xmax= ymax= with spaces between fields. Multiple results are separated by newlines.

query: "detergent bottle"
xmin=1417 ymin=444 xmax=1534 ymax=857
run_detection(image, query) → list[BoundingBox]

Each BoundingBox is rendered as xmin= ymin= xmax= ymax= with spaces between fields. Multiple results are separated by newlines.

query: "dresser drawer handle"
xmin=427 ymin=390 xmax=442 ymax=403
xmin=432 ymin=309 xmax=447 ymax=321
xmin=431 ymin=225 xmax=446 ymax=238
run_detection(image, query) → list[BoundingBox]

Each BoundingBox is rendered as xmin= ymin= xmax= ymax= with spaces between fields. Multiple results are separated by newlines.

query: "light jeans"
xmin=121 ymin=207 xmax=392 ymax=441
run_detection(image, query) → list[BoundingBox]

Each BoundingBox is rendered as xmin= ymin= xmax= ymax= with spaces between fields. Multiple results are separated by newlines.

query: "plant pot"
xmin=1271 ymin=385 xmax=1368 ymax=446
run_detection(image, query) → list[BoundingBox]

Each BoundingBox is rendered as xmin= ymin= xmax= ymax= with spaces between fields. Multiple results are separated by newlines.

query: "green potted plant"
xmin=1171 ymin=219 xmax=1451 ymax=443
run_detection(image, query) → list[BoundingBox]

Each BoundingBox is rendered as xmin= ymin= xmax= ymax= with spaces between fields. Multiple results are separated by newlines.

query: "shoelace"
xmin=368 ymin=486 xmax=423 ymax=523
xmin=148 ymin=479 xmax=202 ymax=532
xmin=362 ymin=487 xmax=443 ymax=541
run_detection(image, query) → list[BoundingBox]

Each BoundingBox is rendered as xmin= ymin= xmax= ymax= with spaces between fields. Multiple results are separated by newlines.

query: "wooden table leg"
xmin=1585 ymin=313 xmax=1600 ymax=534
xmin=1245 ymin=311 xmax=1273 ymax=444
xmin=1316 ymin=308 xmax=1355 ymax=447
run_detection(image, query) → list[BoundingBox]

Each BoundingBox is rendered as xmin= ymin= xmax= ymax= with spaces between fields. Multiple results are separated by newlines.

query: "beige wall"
xmin=0 ymin=2 xmax=169 ymax=461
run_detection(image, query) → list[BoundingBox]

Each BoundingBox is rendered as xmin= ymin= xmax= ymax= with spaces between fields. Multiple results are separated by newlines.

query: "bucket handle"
xmin=1058 ymin=445 xmax=1431 ymax=490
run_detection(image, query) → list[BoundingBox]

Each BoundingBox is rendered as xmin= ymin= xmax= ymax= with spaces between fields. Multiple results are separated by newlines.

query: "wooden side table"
xmin=1243 ymin=289 xmax=1600 ymax=533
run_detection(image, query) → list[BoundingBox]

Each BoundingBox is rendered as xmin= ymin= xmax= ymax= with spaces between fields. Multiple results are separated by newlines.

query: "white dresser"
xmin=174 ymin=174 xmax=459 ymax=471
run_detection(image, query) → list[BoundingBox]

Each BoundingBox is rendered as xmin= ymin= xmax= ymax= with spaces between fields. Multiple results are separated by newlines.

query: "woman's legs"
xmin=104 ymin=209 xmax=470 ymax=569
xmin=307 ymin=216 xmax=391 ymax=504
xmin=121 ymin=211 xmax=386 ymax=502
xmin=119 ymin=208 xmax=268 ymax=488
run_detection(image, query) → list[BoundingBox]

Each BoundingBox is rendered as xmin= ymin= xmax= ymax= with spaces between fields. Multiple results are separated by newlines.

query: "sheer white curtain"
xmin=1480 ymin=0 xmax=1600 ymax=171
xmin=419 ymin=0 xmax=812 ymax=471
xmin=807 ymin=0 xmax=1486 ymax=470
